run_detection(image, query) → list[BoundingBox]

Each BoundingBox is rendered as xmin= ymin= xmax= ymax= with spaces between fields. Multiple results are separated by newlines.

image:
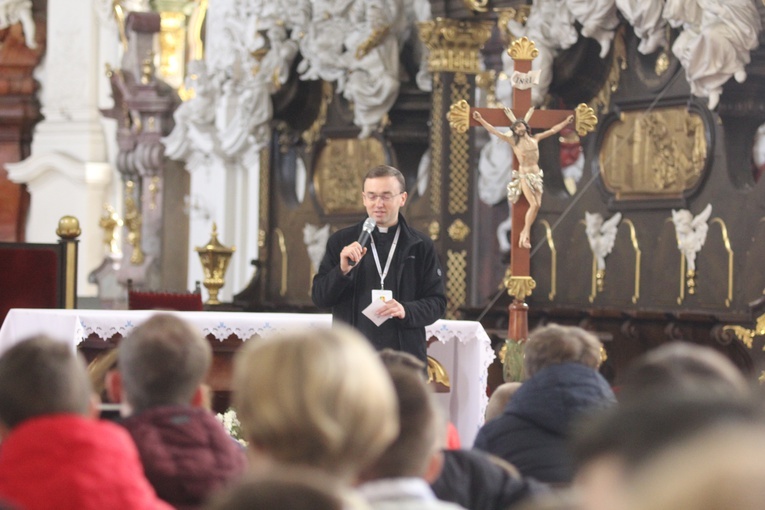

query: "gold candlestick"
xmin=195 ymin=223 xmax=235 ymax=305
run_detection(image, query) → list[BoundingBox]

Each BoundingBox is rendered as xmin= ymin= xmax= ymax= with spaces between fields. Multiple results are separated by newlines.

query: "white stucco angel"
xmin=216 ymin=59 xmax=271 ymax=157
xmin=304 ymin=223 xmax=331 ymax=274
xmin=297 ymin=0 xmax=356 ymax=86
xmin=585 ymin=212 xmax=622 ymax=271
xmin=615 ymin=0 xmax=668 ymax=54
xmin=565 ymin=0 xmax=619 ymax=58
xmin=162 ymin=60 xmax=218 ymax=161
xmin=671 ymin=203 xmax=712 ymax=273
xmin=402 ymin=0 xmax=433 ymax=91
xmin=499 ymin=0 xmax=578 ymax=107
xmin=341 ymin=0 xmax=403 ymax=138
xmin=0 ymin=0 xmax=35 ymax=48
xmin=668 ymin=0 xmax=761 ymax=110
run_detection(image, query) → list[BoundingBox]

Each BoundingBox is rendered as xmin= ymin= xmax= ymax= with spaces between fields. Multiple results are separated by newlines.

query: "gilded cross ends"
xmin=505 ymin=275 xmax=536 ymax=302
xmin=508 ymin=37 xmax=539 ymax=61
xmin=574 ymin=103 xmax=598 ymax=136
xmin=447 ymin=99 xmax=471 ymax=134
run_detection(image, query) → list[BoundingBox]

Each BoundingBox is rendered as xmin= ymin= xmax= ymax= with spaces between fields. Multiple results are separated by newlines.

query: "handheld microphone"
xmin=348 ymin=217 xmax=376 ymax=267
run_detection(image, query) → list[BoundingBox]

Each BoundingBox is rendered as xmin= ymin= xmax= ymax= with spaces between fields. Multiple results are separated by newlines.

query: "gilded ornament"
xmin=686 ymin=269 xmax=697 ymax=295
xmin=195 ymin=222 xmax=235 ymax=305
xmin=445 ymin=250 xmax=467 ymax=319
xmin=601 ymin=108 xmax=708 ymax=200
xmin=56 ymin=216 xmax=82 ymax=239
xmin=447 ymin=99 xmax=470 ymax=134
xmin=495 ymin=7 xmax=530 ymax=43
xmin=540 ymin=219 xmax=557 ymax=301
xmin=158 ymin=11 xmax=187 ymax=89
xmin=99 ymin=205 xmax=123 ymax=255
xmin=148 ymin=176 xmax=159 ymax=210
xmin=448 ymin=78 xmax=470 ymax=215
xmin=140 ymin=57 xmax=154 ymax=85
xmin=447 ymin=219 xmax=471 ymax=242
xmin=462 ymin=0 xmax=488 ymax=13
xmin=428 ymin=221 xmax=440 ymax=241
xmin=356 ymin=25 xmax=391 ymax=58
xmin=595 ymin=268 xmax=605 ymax=292
xmin=623 ymin=219 xmax=642 ymax=304
xmin=274 ymin=228 xmax=288 ymax=297
xmin=722 ymin=313 xmax=765 ymax=349
xmin=710 ymin=218 xmax=734 ymax=307
xmin=427 ymin=356 xmax=451 ymax=392
xmin=187 ymin=0 xmax=207 ymax=61
xmin=574 ymin=104 xmax=598 ymax=136
xmin=313 ymin=137 xmax=386 ymax=214
xmin=417 ymin=19 xmax=493 ymax=73
xmin=505 ymin=275 xmax=536 ymax=301
xmin=430 ymin=76 xmax=443 ymax=215
xmin=508 ymin=37 xmax=538 ymax=61
xmin=599 ymin=346 xmax=608 ymax=364
xmin=655 ymin=51 xmax=670 ymax=76
xmin=124 ymin=182 xmax=145 ymax=265
xmin=592 ymin=26 xmax=626 ymax=114
xmin=476 ymin=70 xmax=496 ymax=97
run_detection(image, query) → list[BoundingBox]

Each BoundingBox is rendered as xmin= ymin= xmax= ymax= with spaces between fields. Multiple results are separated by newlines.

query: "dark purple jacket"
xmin=122 ymin=406 xmax=247 ymax=509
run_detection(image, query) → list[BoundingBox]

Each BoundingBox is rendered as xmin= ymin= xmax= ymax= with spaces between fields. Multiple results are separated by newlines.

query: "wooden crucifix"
xmin=447 ymin=37 xmax=596 ymax=345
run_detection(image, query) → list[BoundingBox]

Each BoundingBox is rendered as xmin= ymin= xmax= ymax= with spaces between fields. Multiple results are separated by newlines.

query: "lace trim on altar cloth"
xmin=74 ymin=314 xmax=334 ymax=343
xmin=426 ymin=321 xmax=496 ymax=423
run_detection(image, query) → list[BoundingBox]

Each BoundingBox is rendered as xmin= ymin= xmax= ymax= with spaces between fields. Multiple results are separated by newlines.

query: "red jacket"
xmin=0 ymin=414 xmax=172 ymax=510
xmin=121 ymin=406 xmax=247 ymax=509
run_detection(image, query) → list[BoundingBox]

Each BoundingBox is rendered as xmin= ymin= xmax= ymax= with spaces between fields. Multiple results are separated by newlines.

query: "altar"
xmin=0 ymin=308 xmax=494 ymax=446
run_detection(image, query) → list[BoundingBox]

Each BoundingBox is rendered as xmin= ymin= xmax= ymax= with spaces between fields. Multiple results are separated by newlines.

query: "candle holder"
xmin=195 ymin=223 xmax=235 ymax=305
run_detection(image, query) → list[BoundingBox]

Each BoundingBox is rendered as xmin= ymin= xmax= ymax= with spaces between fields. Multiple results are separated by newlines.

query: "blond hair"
xmin=232 ymin=325 xmax=399 ymax=481
xmin=524 ymin=324 xmax=603 ymax=378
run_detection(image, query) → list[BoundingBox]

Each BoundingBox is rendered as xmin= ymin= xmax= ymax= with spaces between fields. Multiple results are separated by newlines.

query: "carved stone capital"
xmin=417 ymin=19 xmax=494 ymax=74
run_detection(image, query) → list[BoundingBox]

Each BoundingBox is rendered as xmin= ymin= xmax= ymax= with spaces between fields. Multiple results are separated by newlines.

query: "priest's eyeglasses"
xmin=362 ymin=192 xmax=403 ymax=203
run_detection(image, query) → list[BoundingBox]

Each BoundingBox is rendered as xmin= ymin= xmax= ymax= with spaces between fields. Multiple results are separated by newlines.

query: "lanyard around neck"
xmin=370 ymin=226 xmax=400 ymax=290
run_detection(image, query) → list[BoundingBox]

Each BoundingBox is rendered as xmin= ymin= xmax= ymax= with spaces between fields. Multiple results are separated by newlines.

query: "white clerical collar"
xmin=377 ymin=226 xmax=389 ymax=233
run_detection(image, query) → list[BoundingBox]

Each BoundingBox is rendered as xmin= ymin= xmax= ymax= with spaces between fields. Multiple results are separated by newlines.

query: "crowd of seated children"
xmin=2 ymin=318 xmax=764 ymax=510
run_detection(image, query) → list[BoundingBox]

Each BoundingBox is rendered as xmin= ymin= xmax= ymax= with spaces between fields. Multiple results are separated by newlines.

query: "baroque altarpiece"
xmin=3 ymin=0 xmax=765 ymax=383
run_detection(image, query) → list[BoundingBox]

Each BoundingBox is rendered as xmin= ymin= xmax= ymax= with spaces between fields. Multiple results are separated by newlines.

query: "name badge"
xmin=372 ymin=289 xmax=393 ymax=302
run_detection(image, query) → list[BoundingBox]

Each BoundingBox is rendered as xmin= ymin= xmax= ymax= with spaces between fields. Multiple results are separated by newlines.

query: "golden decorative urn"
xmin=195 ymin=223 xmax=235 ymax=305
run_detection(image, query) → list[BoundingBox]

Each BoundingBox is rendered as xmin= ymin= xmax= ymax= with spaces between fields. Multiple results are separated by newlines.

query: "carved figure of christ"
xmin=473 ymin=107 xmax=573 ymax=249
xmin=468 ymin=60 xmax=574 ymax=281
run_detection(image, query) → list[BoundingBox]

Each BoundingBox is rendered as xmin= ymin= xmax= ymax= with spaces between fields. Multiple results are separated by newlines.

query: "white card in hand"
xmin=362 ymin=298 xmax=390 ymax=327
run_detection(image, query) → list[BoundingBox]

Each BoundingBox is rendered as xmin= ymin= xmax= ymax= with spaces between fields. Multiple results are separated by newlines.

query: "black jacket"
xmin=432 ymin=449 xmax=546 ymax=510
xmin=311 ymin=215 xmax=446 ymax=362
xmin=473 ymin=363 xmax=616 ymax=483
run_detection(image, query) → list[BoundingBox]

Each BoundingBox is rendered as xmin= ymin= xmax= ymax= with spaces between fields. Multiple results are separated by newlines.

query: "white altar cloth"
xmin=0 ymin=308 xmax=494 ymax=446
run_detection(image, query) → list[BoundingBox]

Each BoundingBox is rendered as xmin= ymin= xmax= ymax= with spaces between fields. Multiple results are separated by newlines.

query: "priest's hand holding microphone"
xmin=340 ymin=217 xmax=375 ymax=274
xmin=339 ymin=217 xmax=406 ymax=320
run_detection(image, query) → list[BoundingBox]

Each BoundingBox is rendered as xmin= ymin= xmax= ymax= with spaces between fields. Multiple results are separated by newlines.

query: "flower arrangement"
xmin=215 ymin=408 xmax=248 ymax=447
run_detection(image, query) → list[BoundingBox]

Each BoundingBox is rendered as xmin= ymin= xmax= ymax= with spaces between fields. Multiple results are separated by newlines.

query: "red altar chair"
xmin=127 ymin=279 xmax=204 ymax=312
xmin=0 ymin=217 xmax=79 ymax=327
